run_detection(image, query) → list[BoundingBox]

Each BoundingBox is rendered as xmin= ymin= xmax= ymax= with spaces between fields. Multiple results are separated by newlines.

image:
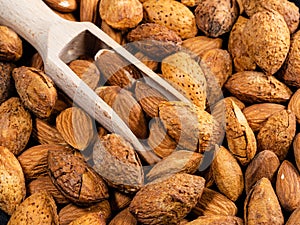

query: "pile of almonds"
xmin=1 ymin=0 xmax=300 ymax=224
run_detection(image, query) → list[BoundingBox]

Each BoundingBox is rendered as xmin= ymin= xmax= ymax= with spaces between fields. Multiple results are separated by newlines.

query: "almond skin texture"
xmin=242 ymin=10 xmax=290 ymax=75
xmin=109 ymin=208 xmax=137 ymax=225
xmin=228 ymin=16 xmax=256 ymax=72
xmin=257 ymin=109 xmax=296 ymax=161
xmin=212 ymin=146 xmax=244 ymax=201
xmin=12 ymin=66 xmax=57 ymax=118
xmin=245 ymin=150 xmax=280 ymax=194
xmin=143 ymin=0 xmax=198 ymax=39
xmin=243 ymin=103 xmax=286 ymax=132
xmin=0 ymin=97 xmax=32 ymax=155
xmin=56 ymin=107 xmax=95 ymax=150
xmin=0 ymin=146 xmax=26 ymax=215
xmin=146 ymin=150 xmax=203 ymax=182
xmin=129 ymin=173 xmax=205 ymax=225
xmin=48 ymin=149 xmax=109 ymax=204
xmin=68 ymin=212 xmax=106 ymax=225
xmin=281 ymin=31 xmax=300 ymax=88
xmin=276 ymin=160 xmax=300 ymax=212
xmin=161 ymin=52 xmax=207 ymax=109
xmin=242 ymin=0 xmax=300 ymax=33
xmin=99 ymin=0 xmax=143 ymax=30
xmin=225 ymin=71 xmax=292 ymax=103
xmin=93 ymin=133 xmax=144 ymax=193
xmin=126 ymin=23 xmax=182 ymax=60
xmin=244 ymin=178 xmax=284 ymax=225
xmin=7 ymin=191 xmax=59 ymax=225
xmin=44 ymin=0 xmax=77 ymax=12
xmin=193 ymin=188 xmax=238 ymax=217
xmin=195 ymin=0 xmax=239 ymax=37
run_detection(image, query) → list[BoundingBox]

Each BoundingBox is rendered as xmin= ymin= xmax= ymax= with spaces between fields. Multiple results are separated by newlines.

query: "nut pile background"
xmin=1 ymin=0 xmax=300 ymax=224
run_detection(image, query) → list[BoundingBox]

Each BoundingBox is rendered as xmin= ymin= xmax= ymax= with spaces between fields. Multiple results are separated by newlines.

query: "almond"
xmin=7 ymin=191 xmax=59 ymax=225
xmin=257 ymin=109 xmax=296 ymax=160
xmin=280 ymin=30 xmax=300 ymax=87
xmin=245 ymin=150 xmax=280 ymax=194
xmin=293 ymin=133 xmax=300 ymax=172
xmin=225 ymin=71 xmax=292 ymax=103
xmin=0 ymin=25 xmax=22 ymax=61
xmin=146 ymin=150 xmax=203 ymax=181
xmin=12 ymin=66 xmax=57 ymax=118
xmin=161 ymin=52 xmax=207 ymax=109
xmin=100 ymin=21 xmax=125 ymax=45
xmin=109 ymin=190 xmax=132 ymax=212
xmin=0 ymin=97 xmax=32 ymax=155
xmin=109 ymin=208 xmax=137 ymax=225
xmin=182 ymin=36 xmax=223 ymax=58
xmin=59 ymin=201 xmax=111 ymax=225
xmin=242 ymin=0 xmax=300 ymax=33
xmin=129 ymin=173 xmax=205 ymax=224
xmin=99 ymin=0 xmax=143 ymax=30
xmin=134 ymin=81 xmax=167 ymax=118
xmin=69 ymin=59 xmax=100 ymax=90
xmin=212 ymin=146 xmax=244 ymax=201
xmin=242 ymin=10 xmax=290 ymax=75
xmin=286 ymin=207 xmax=300 ymax=225
xmin=18 ymin=144 xmax=68 ymax=180
xmin=243 ymin=103 xmax=286 ymax=132
xmin=94 ymin=50 xmax=141 ymax=89
xmin=126 ymin=23 xmax=182 ymax=60
xmin=193 ymin=188 xmax=238 ymax=217
xmin=68 ymin=212 xmax=106 ymax=225
xmin=195 ymin=0 xmax=239 ymax=37
xmin=56 ymin=107 xmax=95 ymax=150
xmin=228 ymin=16 xmax=256 ymax=72
xmin=80 ymin=0 xmax=100 ymax=23
xmin=28 ymin=175 xmax=70 ymax=205
xmin=276 ymin=160 xmax=300 ymax=211
xmin=0 ymin=146 xmax=26 ymax=215
xmin=244 ymin=178 xmax=284 ymax=225
xmin=96 ymin=86 xmax=148 ymax=139
xmin=288 ymin=88 xmax=300 ymax=123
xmin=143 ymin=0 xmax=198 ymax=39
xmin=93 ymin=133 xmax=144 ymax=193
xmin=48 ymin=149 xmax=109 ymax=204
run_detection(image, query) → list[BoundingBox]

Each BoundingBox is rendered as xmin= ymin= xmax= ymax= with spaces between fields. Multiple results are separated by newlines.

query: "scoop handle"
xmin=0 ymin=0 xmax=63 ymax=54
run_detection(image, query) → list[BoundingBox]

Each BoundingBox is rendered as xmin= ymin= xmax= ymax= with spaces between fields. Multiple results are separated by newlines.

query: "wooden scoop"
xmin=0 ymin=0 xmax=191 ymax=164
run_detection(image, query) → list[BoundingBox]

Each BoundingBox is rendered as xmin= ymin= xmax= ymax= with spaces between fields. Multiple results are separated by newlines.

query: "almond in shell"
xmin=12 ymin=66 xmax=57 ymax=118
xmin=109 ymin=208 xmax=137 ymax=225
xmin=48 ymin=149 xmax=109 ymax=204
xmin=68 ymin=212 xmax=106 ymax=225
xmin=99 ymin=0 xmax=143 ymax=30
xmin=0 ymin=62 xmax=14 ymax=104
xmin=293 ymin=133 xmax=300 ymax=172
xmin=7 ymin=191 xmax=59 ymax=225
xmin=161 ymin=52 xmax=207 ymax=109
xmin=0 ymin=97 xmax=32 ymax=155
xmin=0 ymin=146 xmax=26 ymax=215
xmin=186 ymin=215 xmax=243 ymax=225
xmin=288 ymin=88 xmax=300 ymax=124
xmin=129 ymin=173 xmax=205 ymax=225
xmin=225 ymin=71 xmax=292 ymax=103
xmin=257 ymin=109 xmax=296 ymax=160
xmin=93 ymin=133 xmax=144 ymax=193
xmin=143 ymin=0 xmax=198 ymax=39
xmin=195 ymin=0 xmax=239 ymax=37
xmin=0 ymin=25 xmax=22 ymax=61
xmin=212 ymin=146 xmax=244 ymax=201
xmin=242 ymin=10 xmax=290 ymax=75
xmin=244 ymin=178 xmax=284 ymax=225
